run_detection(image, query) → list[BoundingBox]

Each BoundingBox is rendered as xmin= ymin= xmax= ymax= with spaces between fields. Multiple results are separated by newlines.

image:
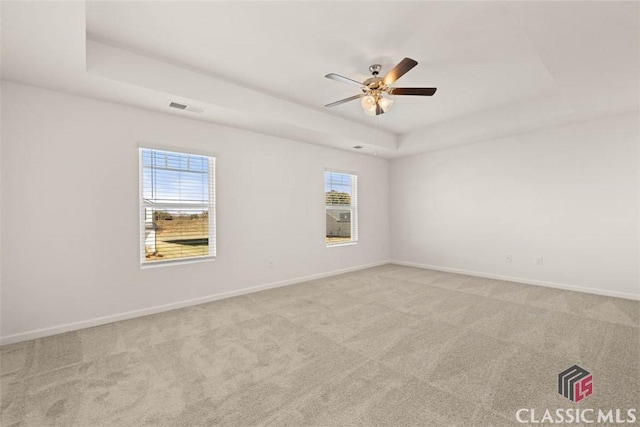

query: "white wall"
xmin=0 ymin=82 xmax=390 ymax=341
xmin=3 ymin=81 xmax=637 ymax=344
xmin=390 ymin=113 xmax=640 ymax=299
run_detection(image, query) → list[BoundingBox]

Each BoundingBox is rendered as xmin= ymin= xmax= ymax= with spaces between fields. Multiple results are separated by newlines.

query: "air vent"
xmin=353 ymin=145 xmax=363 ymax=149
xmin=169 ymin=102 xmax=203 ymax=114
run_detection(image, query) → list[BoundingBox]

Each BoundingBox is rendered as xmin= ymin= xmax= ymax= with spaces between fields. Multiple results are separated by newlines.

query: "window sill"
xmin=326 ymin=242 xmax=358 ymax=248
xmin=141 ymin=255 xmax=216 ymax=269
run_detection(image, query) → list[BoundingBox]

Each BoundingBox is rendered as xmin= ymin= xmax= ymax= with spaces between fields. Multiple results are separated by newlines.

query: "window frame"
xmin=138 ymin=144 xmax=216 ymax=268
xmin=324 ymin=169 xmax=358 ymax=247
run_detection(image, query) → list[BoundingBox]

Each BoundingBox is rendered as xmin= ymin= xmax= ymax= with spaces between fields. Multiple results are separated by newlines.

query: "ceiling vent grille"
xmin=169 ymin=102 xmax=203 ymax=114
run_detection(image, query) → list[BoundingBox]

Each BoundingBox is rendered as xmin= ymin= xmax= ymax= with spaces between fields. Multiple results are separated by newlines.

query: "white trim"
xmin=390 ymin=260 xmax=640 ymax=301
xmin=141 ymin=202 xmax=210 ymax=209
xmin=0 ymin=260 xmax=390 ymax=346
xmin=208 ymin=157 xmax=217 ymax=258
xmin=324 ymin=167 xmax=358 ymax=176
xmin=140 ymin=255 xmax=216 ymax=269
xmin=137 ymin=142 xmax=217 ymax=158
xmin=326 ymin=242 xmax=358 ymax=248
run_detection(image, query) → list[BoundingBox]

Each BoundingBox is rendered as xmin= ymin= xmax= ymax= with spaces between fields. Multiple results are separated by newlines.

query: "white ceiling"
xmin=2 ymin=1 xmax=639 ymax=158
xmin=85 ymin=1 xmax=558 ymax=135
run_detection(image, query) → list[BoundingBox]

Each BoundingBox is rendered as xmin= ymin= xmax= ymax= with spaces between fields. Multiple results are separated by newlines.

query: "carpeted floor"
xmin=1 ymin=265 xmax=639 ymax=426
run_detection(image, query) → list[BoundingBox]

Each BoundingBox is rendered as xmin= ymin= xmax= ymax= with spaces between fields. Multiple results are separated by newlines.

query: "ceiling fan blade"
xmin=324 ymin=94 xmax=364 ymax=108
xmin=389 ymin=87 xmax=437 ymax=96
xmin=382 ymin=58 xmax=418 ymax=85
xmin=325 ymin=73 xmax=364 ymax=88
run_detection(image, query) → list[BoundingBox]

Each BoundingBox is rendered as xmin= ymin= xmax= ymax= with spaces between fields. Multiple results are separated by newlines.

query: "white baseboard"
xmin=390 ymin=260 xmax=640 ymax=301
xmin=0 ymin=260 xmax=390 ymax=346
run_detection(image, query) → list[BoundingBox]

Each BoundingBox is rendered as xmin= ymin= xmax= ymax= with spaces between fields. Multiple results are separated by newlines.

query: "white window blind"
xmin=139 ymin=148 xmax=215 ymax=265
xmin=325 ymin=170 xmax=358 ymax=246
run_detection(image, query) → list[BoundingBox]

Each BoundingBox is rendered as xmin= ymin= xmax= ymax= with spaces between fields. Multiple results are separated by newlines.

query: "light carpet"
xmin=1 ymin=265 xmax=638 ymax=426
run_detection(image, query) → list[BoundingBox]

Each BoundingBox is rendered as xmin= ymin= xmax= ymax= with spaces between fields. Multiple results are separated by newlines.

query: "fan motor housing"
xmin=363 ymin=76 xmax=384 ymax=89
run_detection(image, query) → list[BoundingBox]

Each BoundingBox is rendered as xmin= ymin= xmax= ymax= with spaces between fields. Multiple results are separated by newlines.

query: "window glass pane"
xmin=325 ymin=171 xmax=353 ymax=206
xmin=141 ymin=148 xmax=215 ymax=264
xmin=189 ymin=156 xmax=207 ymax=172
xmin=142 ymin=150 xmax=152 ymax=167
xmin=166 ymin=152 xmax=182 ymax=169
xmin=152 ymin=151 xmax=166 ymax=168
xmin=326 ymin=208 xmax=352 ymax=244
xmin=325 ymin=171 xmax=357 ymax=245
xmin=144 ymin=208 xmax=209 ymax=261
xmin=142 ymin=150 xmax=210 ymax=204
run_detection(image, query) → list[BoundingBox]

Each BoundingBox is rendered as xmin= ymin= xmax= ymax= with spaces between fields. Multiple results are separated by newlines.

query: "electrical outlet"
xmin=505 ymin=255 xmax=512 ymax=263
xmin=537 ymin=257 xmax=543 ymax=266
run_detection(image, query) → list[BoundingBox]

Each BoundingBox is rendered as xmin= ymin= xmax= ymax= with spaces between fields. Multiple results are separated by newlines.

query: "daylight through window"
xmin=325 ymin=170 xmax=358 ymax=246
xmin=140 ymin=148 xmax=215 ymax=264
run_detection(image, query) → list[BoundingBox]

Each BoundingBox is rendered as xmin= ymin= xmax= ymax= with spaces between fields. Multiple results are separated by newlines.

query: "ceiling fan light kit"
xmin=324 ymin=57 xmax=437 ymax=116
xmin=361 ymin=94 xmax=376 ymax=110
xmin=362 ymin=94 xmax=393 ymax=116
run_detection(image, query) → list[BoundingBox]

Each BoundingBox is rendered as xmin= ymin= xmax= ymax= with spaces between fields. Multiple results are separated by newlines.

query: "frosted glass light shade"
xmin=378 ymin=97 xmax=394 ymax=112
xmin=360 ymin=95 xmax=376 ymax=110
xmin=363 ymin=105 xmax=377 ymax=116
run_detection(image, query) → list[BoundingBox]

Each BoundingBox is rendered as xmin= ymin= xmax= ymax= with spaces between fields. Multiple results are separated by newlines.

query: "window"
xmin=140 ymin=147 xmax=215 ymax=265
xmin=325 ymin=170 xmax=358 ymax=246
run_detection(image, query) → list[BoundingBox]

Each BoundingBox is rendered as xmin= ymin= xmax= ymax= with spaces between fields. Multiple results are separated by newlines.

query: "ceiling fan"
xmin=324 ymin=57 xmax=437 ymax=116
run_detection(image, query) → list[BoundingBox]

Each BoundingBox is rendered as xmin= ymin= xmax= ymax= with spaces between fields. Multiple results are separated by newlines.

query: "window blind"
xmin=140 ymin=148 xmax=216 ymax=264
xmin=325 ymin=170 xmax=358 ymax=245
